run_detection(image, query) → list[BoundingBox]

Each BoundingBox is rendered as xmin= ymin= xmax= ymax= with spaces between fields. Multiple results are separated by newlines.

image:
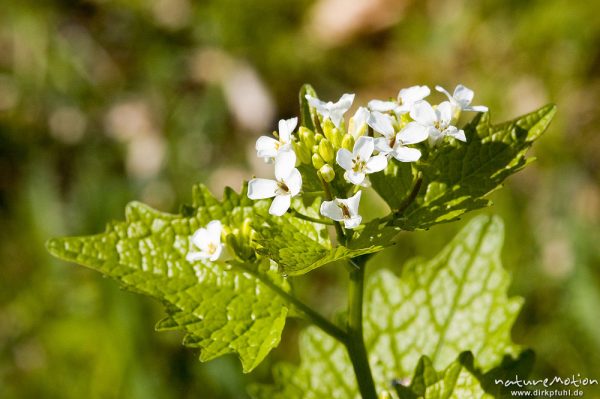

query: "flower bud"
xmin=293 ymin=142 xmax=311 ymax=164
xmin=299 ymin=127 xmax=315 ymax=149
xmin=318 ymin=139 xmax=335 ymax=163
xmin=341 ymin=134 xmax=355 ymax=151
xmin=332 ymin=128 xmax=344 ymax=148
xmin=322 ymin=119 xmax=336 ymax=143
xmin=319 ymin=164 xmax=335 ymax=183
xmin=241 ymin=218 xmax=253 ymax=239
xmin=311 ymin=153 xmax=325 ymax=170
xmin=314 ymin=133 xmax=324 ymax=143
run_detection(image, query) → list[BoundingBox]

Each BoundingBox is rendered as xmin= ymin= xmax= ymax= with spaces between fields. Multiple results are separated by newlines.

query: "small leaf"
xmin=47 ymin=185 xmax=289 ymax=373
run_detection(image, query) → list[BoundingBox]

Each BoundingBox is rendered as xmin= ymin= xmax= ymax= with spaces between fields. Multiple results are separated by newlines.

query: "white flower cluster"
xmin=187 ymin=84 xmax=487 ymax=264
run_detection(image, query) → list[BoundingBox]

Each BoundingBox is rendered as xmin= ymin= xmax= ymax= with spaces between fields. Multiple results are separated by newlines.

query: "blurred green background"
xmin=1 ymin=0 xmax=599 ymax=397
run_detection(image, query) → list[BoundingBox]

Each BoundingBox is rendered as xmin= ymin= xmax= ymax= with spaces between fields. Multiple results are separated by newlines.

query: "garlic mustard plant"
xmin=48 ymin=83 xmax=556 ymax=399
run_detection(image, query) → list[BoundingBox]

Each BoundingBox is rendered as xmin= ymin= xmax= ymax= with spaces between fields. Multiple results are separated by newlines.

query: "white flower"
xmin=187 ymin=220 xmax=225 ymax=262
xmin=435 ymin=84 xmax=488 ymax=112
xmin=305 ymin=93 xmax=355 ymax=128
xmin=336 ymin=136 xmax=388 ymax=185
xmin=348 ymin=106 xmax=370 ymax=138
xmin=320 ymin=191 xmax=362 ymax=229
xmin=368 ymin=111 xmax=427 ymax=162
xmin=368 ymin=99 xmax=400 ymax=114
xmin=247 ymin=150 xmax=302 ymax=216
xmin=410 ymin=100 xmax=466 ymax=145
xmin=397 ymin=85 xmax=431 ymax=114
xmin=255 ymin=117 xmax=298 ymax=160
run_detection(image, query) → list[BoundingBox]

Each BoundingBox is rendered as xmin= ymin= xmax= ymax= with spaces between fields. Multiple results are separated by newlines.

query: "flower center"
xmin=207 ymin=242 xmax=217 ymax=255
xmin=276 ymin=180 xmax=290 ymax=195
xmin=337 ymin=203 xmax=351 ymax=219
xmin=433 ymin=120 xmax=448 ymax=131
xmin=352 ymin=157 xmax=366 ymax=172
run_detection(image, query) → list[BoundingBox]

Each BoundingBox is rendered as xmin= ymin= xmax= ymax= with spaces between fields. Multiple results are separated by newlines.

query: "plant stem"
xmin=234 ymin=261 xmax=347 ymax=343
xmin=345 ymin=256 xmax=378 ymax=399
xmin=290 ymin=209 xmax=335 ymax=225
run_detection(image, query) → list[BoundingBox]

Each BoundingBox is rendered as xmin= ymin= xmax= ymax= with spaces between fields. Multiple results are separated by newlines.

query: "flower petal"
xmin=398 ymin=122 xmax=429 ymax=144
xmin=336 ymin=148 xmax=354 ymax=171
xmin=349 ymin=107 xmax=369 ymax=138
xmin=398 ymin=85 xmax=430 ymax=105
xmin=354 ymin=136 xmax=374 ymax=161
xmin=209 ymin=245 xmax=223 ymax=262
xmin=435 ymin=85 xmax=454 ymax=102
xmin=446 ymin=127 xmax=466 ymax=142
xmin=343 ymin=215 xmax=362 ymax=229
xmin=206 ymin=220 xmax=223 ymax=241
xmin=392 ymin=146 xmax=422 ymax=162
xmin=248 ymin=178 xmax=278 ymax=199
xmin=410 ymin=100 xmax=436 ymax=126
xmin=191 ymin=228 xmax=210 ymax=250
xmin=367 ymin=111 xmax=395 ymax=138
xmin=284 ymin=168 xmax=302 ymax=196
xmin=274 ymin=150 xmax=296 ymax=181
xmin=345 ymin=171 xmax=366 ymax=185
xmin=269 ymin=194 xmax=291 ymax=216
xmin=453 ymin=84 xmax=474 ymax=108
xmin=368 ymin=99 xmax=398 ymax=113
xmin=346 ymin=190 xmax=362 ymax=214
xmin=256 ymin=136 xmax=279 ymax=159
xmin=374 ymin=137 xmax=393 ymax=154
xmin=365 ymin=154 xmax=388 ymax=173
xmin=320 ymin=199 xmax=343 ymax=221
xmin=278 ymin=117 xmax=298 ymax=143
xmin=465 ymin=105 xmax=489 ymax=112
xmin=437 ymin=101 xmax=453 ymax=125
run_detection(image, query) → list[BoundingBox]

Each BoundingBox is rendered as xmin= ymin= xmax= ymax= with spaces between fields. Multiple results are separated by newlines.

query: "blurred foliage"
xmin=0 ymin=0 xmax=598 ymax=398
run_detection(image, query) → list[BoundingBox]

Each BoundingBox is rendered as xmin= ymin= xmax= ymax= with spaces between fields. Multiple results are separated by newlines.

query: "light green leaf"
xmin=394 ymin=353 xmax=493 ymax=399
xmin=254 ymin=212 xmax=385 ymax=276
xmin=47 ymin=185 xmax=289 ymax=373
xmin=379 ymin=105 xmax=556 ymax=230
xmin=252 ymin=215 xmax=524 ymax=397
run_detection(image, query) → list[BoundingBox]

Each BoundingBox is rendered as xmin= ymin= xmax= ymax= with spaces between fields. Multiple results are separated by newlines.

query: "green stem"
xmin=345 ymin=256 xmax=378 ymax=399
xmin=290 ymin=209 xmax=334 ymax=225
xmin=234 ymin=261 xmax=347 ymax=342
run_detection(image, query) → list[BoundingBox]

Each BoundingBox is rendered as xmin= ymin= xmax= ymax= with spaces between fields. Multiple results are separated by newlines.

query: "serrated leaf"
xmin=254 ymin=213 xmax=386 ymax=276
xmin=378 ymin=105 xmax=556 ymax=230
xmin=252 ymin=215 xmax=524 ymax=397
xmin=47 ymin=185 xmax=288 ymax=373
xmin=395 ymin=353 xmax=493 ymax=399
xmin=370 ymin=159 xmax=415 ymax=210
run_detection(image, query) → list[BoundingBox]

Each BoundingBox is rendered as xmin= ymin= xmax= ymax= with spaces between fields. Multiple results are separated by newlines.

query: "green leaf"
xmin=252 ymin=215 xmax=524 ymax=397
xmin=47 ymin=185 xmax=289 ymax=373
xmin=394 ymin=353 xmax=494 ymax=399
xmin=254 ymin=210 xmax=386 ymax=276
xmin=380 ymin=105 xmax=556 ymax=230
xmin=370 ymin=159 xmax=415 ymax=210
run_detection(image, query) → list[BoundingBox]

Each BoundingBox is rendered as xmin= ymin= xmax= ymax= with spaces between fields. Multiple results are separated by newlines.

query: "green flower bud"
xmin=314 ymin=133 xmax=324 ymax=143
xmin=311 ymin=153 xmax=325 ymax=170
xmin=293 ymin=142 xmax=311 ymax=164
xmin=341 ymin=134 xmax=355 ymax=151
xmin=318 ymin=139 xmax=335 ymax=163
xmin=322 ymin=119 xmax=336 ymax=143
xmin=332 ymin=128 xmax=344 ymax=148
xmin=241 ymin=218 xmax=253 ymax=240
xmin=299 ymin=127 xmax=316 ymax=149
xmin=319 ymin=164 xmax=335 ymax=183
